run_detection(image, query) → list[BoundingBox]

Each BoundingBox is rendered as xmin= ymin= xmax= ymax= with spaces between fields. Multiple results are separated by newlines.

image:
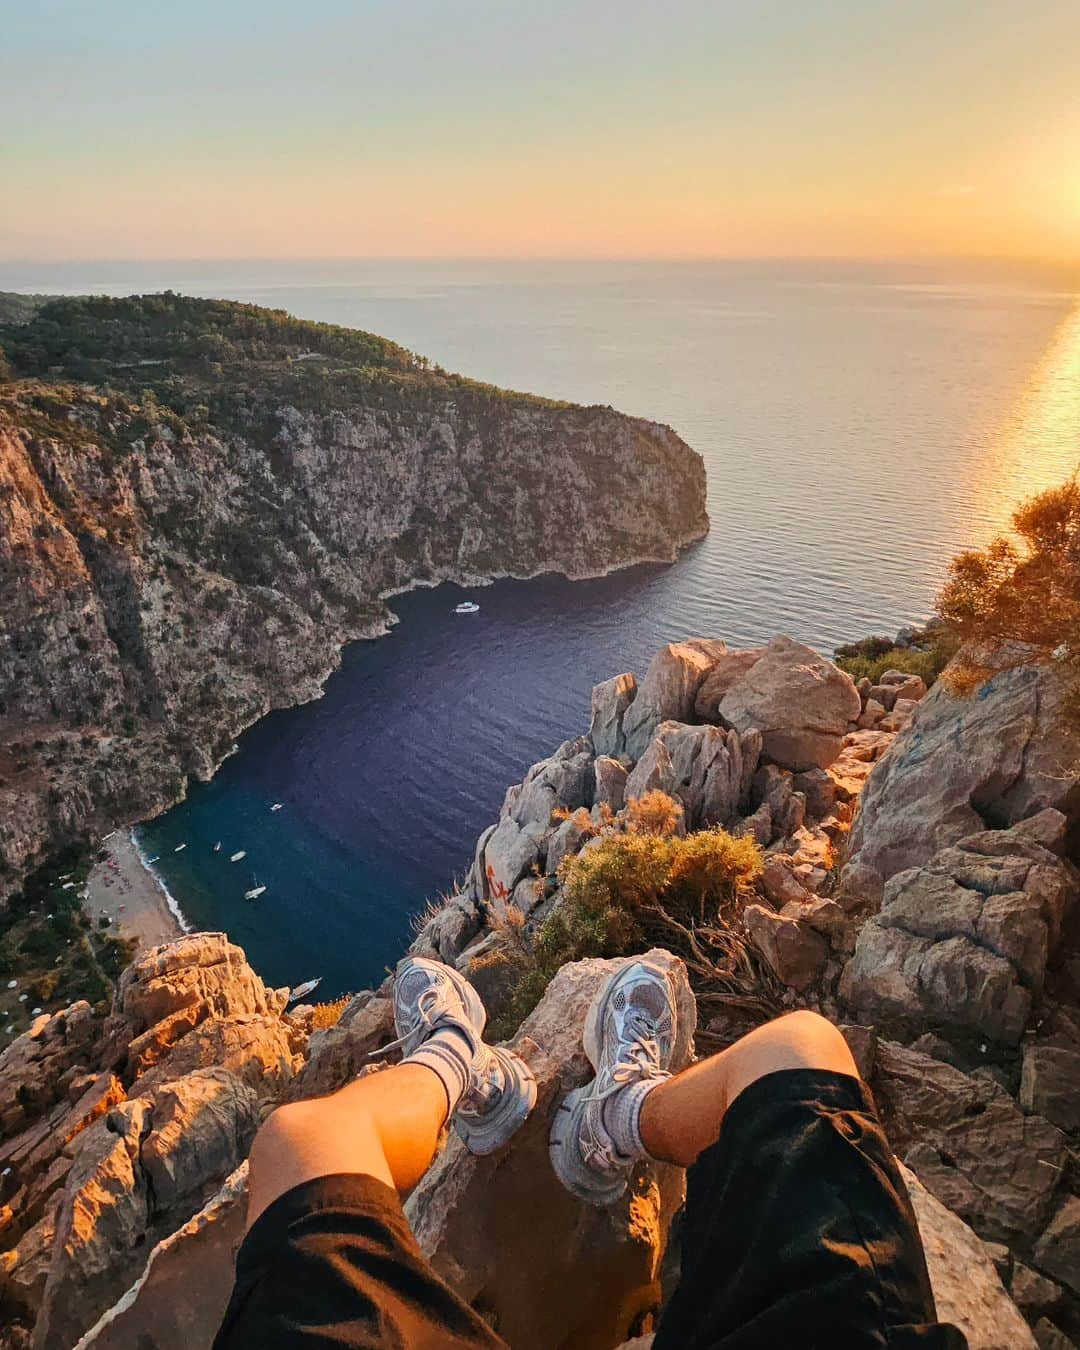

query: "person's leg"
xmin=247 ymin=1061 xmax=449 ymax=1227
xmin=247 ymin=956 xmax=537 ymax=1228
xmin=550 ymin=958 xmax=963 ymax=1349
xmin=216 ymin=959 xmax=536 ymax=1350
xmin=639 ymin=1008 xmax=856 ymax=1167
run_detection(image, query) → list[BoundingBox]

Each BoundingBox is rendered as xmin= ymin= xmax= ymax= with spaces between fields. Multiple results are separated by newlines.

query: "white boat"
xmin=288 ymin=978 xmax=322 ymax=1003
xmin=270 ymin=803 xmax=283 ymax=812
xmin=173 ymin=843 xmax=187 ymax=853
xmin=61 ymin=882 xmax=75 ymax=890
xmin=454 ymin=601 xmax=480 ymax=614
xmin=147 ymin=855 xmax=160 ymax=864
xmin=244 ymin=879 xmax=267 ymax=900
xmin=213 ymin=841 xmax=222 ymax=852
xmin=230 ymin=851 xmax=246 ymax=863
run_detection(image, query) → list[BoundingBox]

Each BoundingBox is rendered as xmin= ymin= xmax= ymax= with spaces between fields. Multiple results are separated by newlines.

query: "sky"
xmin=3 ymin=0 xmax=1080 ymax=263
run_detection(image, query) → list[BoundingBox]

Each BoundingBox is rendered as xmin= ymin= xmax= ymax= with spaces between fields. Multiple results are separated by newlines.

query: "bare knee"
xmin=750 ymin=1010 xmax=857 ymax=1078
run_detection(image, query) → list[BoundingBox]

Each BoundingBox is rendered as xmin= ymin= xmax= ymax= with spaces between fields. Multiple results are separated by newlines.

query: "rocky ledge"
xmin=0 ymin=294 xmax=708 ymax=901
xmin=1 ymin=633 xmax=1078 ymax=1348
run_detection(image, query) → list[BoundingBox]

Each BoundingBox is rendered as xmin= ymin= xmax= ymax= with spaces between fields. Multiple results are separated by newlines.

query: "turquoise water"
xmin=5 ymin=259 xmax=1078 ymax=996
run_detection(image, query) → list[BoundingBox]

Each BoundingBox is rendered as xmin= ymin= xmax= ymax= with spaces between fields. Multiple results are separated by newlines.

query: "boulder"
xmin=103 ymin=934 xmax=284 ymax=1074
xmin=546 ymin=813 xmax=591 ymax=876
xmin=405 ymin=949 xmax=697 ymax=1350
xmin=743 ymin=905 xmax=828 ymax=991
xmin=1009 ymin=1261 xmax=1063 ymax=1321
xmin=792 ymin=767 xmax=836 ymax=820
xmin=1020 ymin=1044 xmax=1080 ymax=1132
xmin=411 ymin=894 xmax=482 ymax=964
xmin=285 ymin=996 xmax=395 ymax=1102
xmin=622 ymin=644 xmax=720 ymax=760
xmin=481 ymin=817 xmax=544 ymax=900
xmin=32 ymin=1068 xmax=257 ymax=1350
xmin=625 ymin=722 xmax=748 ymax=828
xmin=594 ymin=756 xmax=629 ymax=812
xmin=0 ymin=1001 xmax=99 ymax=1136
xmin=717 ymin=636 xmax=862 ymax=771
xmin=870 ymin=1040 xmax=1066 ymax=1245
xmin=751 ymin=764 xmax=805 ymax=840
xmin=844 ymin=660 xmax=1080 ymax=892
xmin=897 ymin=1162 xmax=1036 ymax=1350
xmin=511 ymin=737 xmax=594 ymax=832
xmin=841 ymin=820 xmax=1078 ymax=1044
xmin=590 ymin=673 xmax=638 ymax=758
xmin=1033 ymin=1195 xmax=1080 ymax=1297
xmin=130 ymin=1014 xmax=300 ymax=1103
xmin=74 ymin=1165 xmax=248 ymax=1350
xmin=692 ymin=647 xmax=764 ymax=720
xmin=1032 ymin=1320 xmax=1076 ymax=1350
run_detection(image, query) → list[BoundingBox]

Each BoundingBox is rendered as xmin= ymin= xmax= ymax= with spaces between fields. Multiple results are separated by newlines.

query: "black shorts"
xmin=213 ymin=1069 xmax=966 ymax=1349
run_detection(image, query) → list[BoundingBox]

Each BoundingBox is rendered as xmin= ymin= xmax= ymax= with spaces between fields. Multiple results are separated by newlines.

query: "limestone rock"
xmin=1009 ymin=1261 xmax=1063 ymax=1320
xmin=511 ymin=737 xmax=594 ymax=832
xmin=1034 ymin=1195 xmax=1080 ymax=1297
xmin=104 ymin=933 xmax=283 ymax=1075
xmin=622 ymin=643 xmax=720 ymax=760
xmin=405 ymin=949 xmax=696 ymax=1350
xmin=897 ymin=1162 xmax=1036 ymax=1350
xmin=33 ymin=1068 xmax=257 ymax=1350
xmin=841 ymin=820 xmax=1078 ymax=1044
xmin=75 ymin=1165 xmax=248 ymax=1350
xmin=845 ymin=660 xmax=1080 ymax=891
xmin=285 ymin=996 xmax=395 ymax=1102
xmin=594 ymin=756 xmax=629 ymax=812
xmin=717 ymin=636 xmax=862 ymax=771
xmin=131 ymin=1014 xmax=300 ymax=1103
xmin=546 ymin=814 xmax=591 ymax=877
xmin=871 ymin=1039 xmax=1066 ymax=1245
xmin=744 ymin=904 xmax=828 ymax=991
xmin=692 ymin=646 xmax=764 ymax=720
xmin=590 ymin=673 xmax=637 ymax=758
xmin=626 ymin=721 xmax=748 ymax=828
xmin=1033 ymin=1319 xmax=1076 ymax=1350
xmin=481 ymin=816 xmax=544 ymax=900
xmin=1020 ymin=1044 xmax=1080 ymax=1132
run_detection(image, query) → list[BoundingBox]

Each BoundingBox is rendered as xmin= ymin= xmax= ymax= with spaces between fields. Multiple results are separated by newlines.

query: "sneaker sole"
xmin=455 ymin=1046 xmax=538 ymax=1156
xmin=549 ymin=958 xmax=677 ymax=1206
xmin=548 ymin=1084 xmax=630 ymax=1206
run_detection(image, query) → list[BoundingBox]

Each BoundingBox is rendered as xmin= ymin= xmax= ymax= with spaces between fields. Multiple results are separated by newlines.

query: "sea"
xmin=3 ymin=258 xmax=1079 ymax=998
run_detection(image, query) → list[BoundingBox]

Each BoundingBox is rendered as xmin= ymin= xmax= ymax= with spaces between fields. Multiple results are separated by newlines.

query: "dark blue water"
xmin=6 ymin=260 xmax=1078 ymax=996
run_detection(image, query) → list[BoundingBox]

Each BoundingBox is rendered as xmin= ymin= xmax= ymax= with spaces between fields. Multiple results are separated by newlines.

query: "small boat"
xmin=213 ymin=841 xmax=222 ymax=852
xmin=454 ymin=601 xmax=480 ymax=614
xmin=270 ymin=803 xmax=283 ymax=812
xmin=244 ymin=878 xmax=267 ymax=900
xmin=230 ymin=850 xmax=246 ymax=863
xmin=173 ymin=843 xmax=187 ymax=853
xmin=147 ymin=855 xmax=160 ymax=864
xmin=288 ymin=978 xmax=322 ymax=1003
xmin=61 ymin=882 xmax=75 ymax=890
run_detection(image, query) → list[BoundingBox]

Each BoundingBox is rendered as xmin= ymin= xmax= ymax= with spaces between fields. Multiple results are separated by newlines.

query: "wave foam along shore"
xmin=85 ymin=829 xmax=190 ymax=951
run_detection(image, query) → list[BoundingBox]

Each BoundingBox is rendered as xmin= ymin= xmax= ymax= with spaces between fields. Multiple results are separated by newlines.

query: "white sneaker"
xmin=549 ymin=959 xmax=677 ymax=1204
xmin=387 ymin=957 xmax=537 ymax=1156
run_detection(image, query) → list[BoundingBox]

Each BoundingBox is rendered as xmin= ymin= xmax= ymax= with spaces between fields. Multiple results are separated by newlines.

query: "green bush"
xmin=488 ymin=819 xmax=762 ymax=1037
xmin=834 ymin=626 xmax=958 ymax=687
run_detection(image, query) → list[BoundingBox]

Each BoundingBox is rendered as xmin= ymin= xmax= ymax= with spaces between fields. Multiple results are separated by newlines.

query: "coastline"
xmin=85 ymin=830 xmax=189 ymax=952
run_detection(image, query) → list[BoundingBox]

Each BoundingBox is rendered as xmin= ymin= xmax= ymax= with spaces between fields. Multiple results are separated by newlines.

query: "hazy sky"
xmin=4 ymin=0 xmax=1079 ymax=262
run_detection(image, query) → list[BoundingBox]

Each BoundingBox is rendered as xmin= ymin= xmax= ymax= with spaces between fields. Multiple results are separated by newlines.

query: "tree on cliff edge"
xmin=937 ymin=477 xmax=1080 ymax=697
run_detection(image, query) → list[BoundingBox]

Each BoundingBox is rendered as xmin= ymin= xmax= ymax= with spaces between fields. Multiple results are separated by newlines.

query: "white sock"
xmin=405 ymin=1026 xmax=477 ymax=1116
xmin=601 ymin=1077 xmax=667 ymax=1160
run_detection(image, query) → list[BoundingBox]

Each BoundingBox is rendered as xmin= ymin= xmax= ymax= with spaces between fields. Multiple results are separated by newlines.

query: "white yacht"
xmin=455 ymin=601 xmax=480 ymax=614
xmin=230 ymin=850 xmax=246 ymax=863
xmin=288 ymin=977 xmax=322 ymax=1003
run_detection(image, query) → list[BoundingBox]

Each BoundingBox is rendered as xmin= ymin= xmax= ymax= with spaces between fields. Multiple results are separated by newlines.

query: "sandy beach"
xmin=86 ymin=830 xmax=187 ymax=952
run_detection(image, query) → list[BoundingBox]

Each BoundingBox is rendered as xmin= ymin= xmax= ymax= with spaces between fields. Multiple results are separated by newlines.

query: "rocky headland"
xmin=2 ymin=631 xmax=1078 ymax=1348
xmin=0 ymin=293 xmax=708 ymax=903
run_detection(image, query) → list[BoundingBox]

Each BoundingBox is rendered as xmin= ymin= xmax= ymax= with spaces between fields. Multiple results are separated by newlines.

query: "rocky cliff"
xmin=0 ymin=294 xmax=707 ymax=895
xmin=2 ymin=634 xmax=1078 ymax=1348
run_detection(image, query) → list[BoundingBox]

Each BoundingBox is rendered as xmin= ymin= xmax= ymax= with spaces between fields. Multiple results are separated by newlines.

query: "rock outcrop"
xmin=0 ymin=934 xmax=304 ymax=1348
xmin=843 ymin=661 xmax=1080 ymax=900
xmin=0 ymin=294 xmax=708 ymax=900
xmin=841 ymin=813 xmax=1078 ymax=1044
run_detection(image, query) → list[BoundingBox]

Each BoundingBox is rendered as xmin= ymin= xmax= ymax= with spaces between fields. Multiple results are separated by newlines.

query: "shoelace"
xmin=581 ymin=1007 xmax=665 ymax=1106
xmin=370 ymin=983 xmax=450 ymax=1059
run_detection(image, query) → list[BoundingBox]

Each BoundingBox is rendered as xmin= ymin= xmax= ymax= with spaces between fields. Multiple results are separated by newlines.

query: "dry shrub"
xmin=625 ymin=789 xmax=684 ymax=837
xmin=489 ymin=802 xmax=772 ymax=1038
xmin=310 ymin=996 xmax=351 ymax=1030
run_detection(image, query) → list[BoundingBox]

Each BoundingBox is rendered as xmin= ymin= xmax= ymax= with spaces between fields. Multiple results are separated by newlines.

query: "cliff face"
xmin=0 ymin=295 xmax=707 ymax=891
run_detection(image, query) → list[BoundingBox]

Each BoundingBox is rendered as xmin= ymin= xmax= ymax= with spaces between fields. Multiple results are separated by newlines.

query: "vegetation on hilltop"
xmin=0 ymin=292 xmax=574 ymax=430
xmin=0 ymin=291 xmax=51 ymax=327
xmin=834 ymin=624 xmax=958 ymax=687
